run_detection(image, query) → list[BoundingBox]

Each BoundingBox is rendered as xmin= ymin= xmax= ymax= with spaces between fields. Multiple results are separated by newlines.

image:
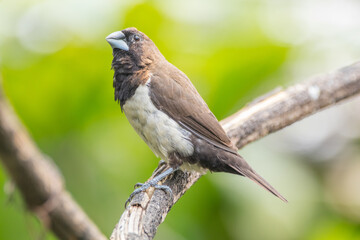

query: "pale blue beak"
xmin=106 ymin=31 xmax=129 ymax=51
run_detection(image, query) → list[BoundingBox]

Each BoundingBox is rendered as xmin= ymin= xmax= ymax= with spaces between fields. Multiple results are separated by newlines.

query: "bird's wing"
xmin=149 ymin=64 xmax=238 ymax=154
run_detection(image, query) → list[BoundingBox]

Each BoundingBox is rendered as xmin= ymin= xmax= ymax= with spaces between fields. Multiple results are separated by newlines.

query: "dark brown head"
xmin=106 ymin=28 xmax=163 ymax=108
xmin=106 ymin=27 xmax=163 ymax=74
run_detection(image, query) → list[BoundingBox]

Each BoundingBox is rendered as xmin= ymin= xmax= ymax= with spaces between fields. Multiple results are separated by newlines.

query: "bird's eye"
xmin=134 ymin=35 xmax=140 ymax=41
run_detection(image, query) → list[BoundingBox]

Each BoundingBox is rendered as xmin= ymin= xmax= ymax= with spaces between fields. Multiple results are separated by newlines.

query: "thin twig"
xmin=111 ymin=61 xmax=360 ymax=240
xmin=0 ymin=87 xmax=107 ymax=240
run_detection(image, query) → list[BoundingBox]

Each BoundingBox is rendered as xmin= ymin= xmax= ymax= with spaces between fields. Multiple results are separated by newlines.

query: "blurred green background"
xmin=1 ymin=0 xmax=360 ymax=239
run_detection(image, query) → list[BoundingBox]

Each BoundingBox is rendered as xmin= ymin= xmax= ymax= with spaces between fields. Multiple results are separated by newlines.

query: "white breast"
xmin=122 ymin=79 xmax=194 ymax=161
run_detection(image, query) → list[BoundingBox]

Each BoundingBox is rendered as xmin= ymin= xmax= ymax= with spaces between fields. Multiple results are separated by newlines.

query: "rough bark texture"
xmin=110 ymin=61 xmax=360 ymax=240
xmin=0 ymin=87 xmax=107 ymax=240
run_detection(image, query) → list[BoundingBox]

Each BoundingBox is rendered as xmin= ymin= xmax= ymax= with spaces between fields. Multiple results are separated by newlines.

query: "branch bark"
xmin=0 ymin=84 xmax=107 ymax=239
xmin=110 ymin=61 xmax=360 ymax=240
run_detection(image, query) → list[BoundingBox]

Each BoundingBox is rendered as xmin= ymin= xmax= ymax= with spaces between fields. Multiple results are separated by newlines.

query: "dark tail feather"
xmin=230 ymin=164 xmax=288 ymax=203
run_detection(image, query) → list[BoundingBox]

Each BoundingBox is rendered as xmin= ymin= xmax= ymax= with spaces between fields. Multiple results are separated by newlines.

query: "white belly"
xmin=122 ymin=80 xmax=194 ymax=161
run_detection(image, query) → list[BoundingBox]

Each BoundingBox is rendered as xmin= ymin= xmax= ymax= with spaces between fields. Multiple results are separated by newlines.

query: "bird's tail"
xmin=229 ymin=157 xmax=288 ymax=203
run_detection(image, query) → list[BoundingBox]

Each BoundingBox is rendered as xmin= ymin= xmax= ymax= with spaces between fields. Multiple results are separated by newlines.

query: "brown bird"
xmin=106 ymin=27 xmax=287 ymax=205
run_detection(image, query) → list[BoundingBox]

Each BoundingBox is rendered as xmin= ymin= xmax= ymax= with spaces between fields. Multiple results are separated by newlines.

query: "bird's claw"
xmin=134 ymin=182 xmax=143 ymax=189
xmin=125 ymin=181 xmax=173 ymax=208
xmin=151 ymin=184 xmax=172 ymax=195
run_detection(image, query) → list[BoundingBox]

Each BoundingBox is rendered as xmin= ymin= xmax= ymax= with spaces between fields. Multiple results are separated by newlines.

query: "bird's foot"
xmin=125 ymin=179 xmax=173 ymax=207
xmin=125 ymin=167 xmax=177 ymax=207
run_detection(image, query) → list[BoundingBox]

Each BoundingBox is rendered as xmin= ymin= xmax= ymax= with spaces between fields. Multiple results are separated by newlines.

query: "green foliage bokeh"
xmin=1 ymin=1 xmax=360 ymax=240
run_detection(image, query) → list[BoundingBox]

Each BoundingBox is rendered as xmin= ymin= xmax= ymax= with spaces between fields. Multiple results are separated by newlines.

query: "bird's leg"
xmin=152 ymin=160 xmax=167 ymax=177
xmin=125 ymin=167 xmax=179 ymax=207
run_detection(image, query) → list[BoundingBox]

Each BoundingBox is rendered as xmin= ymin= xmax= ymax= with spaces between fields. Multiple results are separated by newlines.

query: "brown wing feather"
xmin=149 ymin=63 xmax=237 ymax=153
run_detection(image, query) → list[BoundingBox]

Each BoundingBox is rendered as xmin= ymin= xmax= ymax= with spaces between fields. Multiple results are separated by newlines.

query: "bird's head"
xmin=106 ymin=27 xmax=162 ymax=73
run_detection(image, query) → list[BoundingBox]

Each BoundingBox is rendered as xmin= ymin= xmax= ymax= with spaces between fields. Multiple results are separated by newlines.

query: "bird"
xmin=106 ymin=27 xmax=287 ymax=205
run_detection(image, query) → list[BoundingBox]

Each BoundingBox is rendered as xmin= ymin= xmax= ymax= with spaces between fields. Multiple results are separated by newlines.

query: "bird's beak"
xmin=106 ymin=31 xmax=129 ymax=51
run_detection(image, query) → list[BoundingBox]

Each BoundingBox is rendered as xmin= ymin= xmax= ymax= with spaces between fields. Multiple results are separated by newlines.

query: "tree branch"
xmin=0 ymin=84 xmax=107 ymax=239
xmin=110 ymin=61 xmax=360 ymax=240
